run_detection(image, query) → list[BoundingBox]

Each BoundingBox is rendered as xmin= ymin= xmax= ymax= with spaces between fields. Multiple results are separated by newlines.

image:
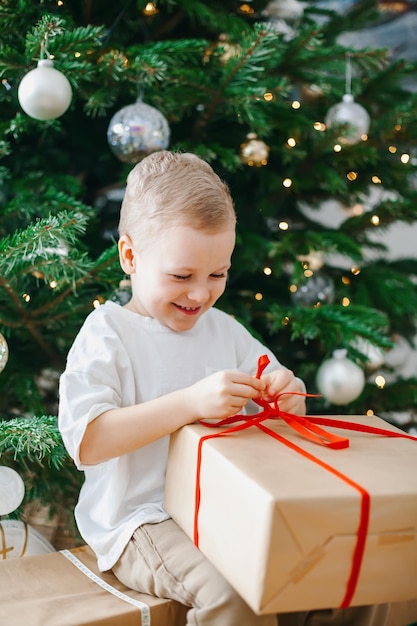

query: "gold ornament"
xmin=143 ymin=2 xmax=159 ymax=16
xmin=240 ymin=133 xmax=269 ymax=167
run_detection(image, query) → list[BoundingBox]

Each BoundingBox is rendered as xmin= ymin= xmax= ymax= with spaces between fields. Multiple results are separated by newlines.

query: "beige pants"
xmin=112 ymin=519 xmax=390 ymax=626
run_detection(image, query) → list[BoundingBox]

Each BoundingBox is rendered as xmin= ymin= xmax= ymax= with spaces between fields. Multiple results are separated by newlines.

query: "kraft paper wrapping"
xmin=0 ymin=544 xmax=187 ymax=626
xmin=164 ymin=414 xmax=417 ymax=614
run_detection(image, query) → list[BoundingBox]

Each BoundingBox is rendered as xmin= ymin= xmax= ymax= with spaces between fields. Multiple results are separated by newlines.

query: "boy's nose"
xmin=186 ymin=283 xmax=210 ymax=303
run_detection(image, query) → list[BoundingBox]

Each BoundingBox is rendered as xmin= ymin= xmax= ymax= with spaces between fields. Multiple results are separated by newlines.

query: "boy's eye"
xmin=172 ymin=274 xmax=191 ymax=280
xmin=211 ymin=273 xmax=227 ymax=279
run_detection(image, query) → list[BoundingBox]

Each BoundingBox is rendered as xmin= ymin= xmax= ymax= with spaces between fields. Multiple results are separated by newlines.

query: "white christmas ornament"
xmin=107 ymin=98 xmax=170 ymax=164
xmin=316 ymin=349 xmax=365 ymax=405
xmin=18 ymin=59 xmax=72 ymax=121
xmin=0 ymin=332 xmax=8 ymax=373
xmin=0 ymin=520 xmax=55 ymax=558
xmin=325 ymin=93 xmax=370 ymax=146
xmin=0 ymin=466 xmax=25 ymax=515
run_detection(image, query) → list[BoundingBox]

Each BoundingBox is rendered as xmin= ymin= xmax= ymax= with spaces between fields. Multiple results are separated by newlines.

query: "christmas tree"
xmin=1 ymin=0 xmax=417 ymax=523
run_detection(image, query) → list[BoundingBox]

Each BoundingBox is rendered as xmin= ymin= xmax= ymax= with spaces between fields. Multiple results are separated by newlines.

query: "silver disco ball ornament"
xmin=107 ymin=99 xmax=170 ymax=164
xmin=325 ymin=94 xmax=370 ymax=146
xmin=291 ymin=271 xmax=335 ymax=307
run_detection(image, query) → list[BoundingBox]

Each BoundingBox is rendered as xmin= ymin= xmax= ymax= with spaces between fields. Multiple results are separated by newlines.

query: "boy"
xmin=58 ymin=151 xmax=389 ymax=625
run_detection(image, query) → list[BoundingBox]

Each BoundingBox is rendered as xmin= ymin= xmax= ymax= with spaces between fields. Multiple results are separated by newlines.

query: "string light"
xmin=282 ymin=177 xmax=292 ymax=187
xmin=375 ymin=374 xmax=386 ymax=389
xmin=388 ymin=145 xmax=397 ymax=153
xmin=92 ymin=296 xmax=104 ymax=308
xmin=366 ymin=409 xmax=375 ymax=416
xmin=238 ymin=3 xmax=255 ymax=14
xmin=370 ymin=214 xmax=380 ymax=226
xmin=371 ymin=175 xmax=382 ymax=184
xmin=314 ymin=122 xmax=325 ymax=131
xmin=351 ymin=266 xmax=361 ymax=275
xmin=255 ymin=292 xmax=263 ymax=301
xmin=287 ymin=137 xmax=296 ymax=147
xmin=263 ymin=92 xmax=273 ymax=101
xmin=346 ymin=171 xmax=358 ymax=181
xmin=143 ymin=2 xmax=159 ymax=16
xmin=278 ymin=221 xmax=289 ymax=230
xmin=401 ymin=153 xmax=410 ymax=164
xmin=49 ymin=280 xmax=58 ymax=289
xmin=334 ymin=144 xmax=342 ymax=152
xmin=263 ymin=267 xmax=272 ymax=275
xmin=342 ymin=297 xmax=350 ymax=306
xmin=291 ymin=100 xmax=301 ymax=109
xmin=22 ymin=293 xmax=31 ymax=302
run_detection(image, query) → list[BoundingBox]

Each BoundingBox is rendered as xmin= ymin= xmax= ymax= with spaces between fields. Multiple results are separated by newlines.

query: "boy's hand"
xmin=187 ymin=370 xmax=266 ymax=421
xmin=260 ymin=369 xmax=306 ymax=415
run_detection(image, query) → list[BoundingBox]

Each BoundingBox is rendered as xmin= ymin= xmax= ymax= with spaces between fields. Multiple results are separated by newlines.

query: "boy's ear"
xmin=118 ymin=235 xmax=136 ymax=275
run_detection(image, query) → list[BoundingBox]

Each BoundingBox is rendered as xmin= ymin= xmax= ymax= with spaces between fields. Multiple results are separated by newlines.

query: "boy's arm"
xmin=79 ymin=369 xmax=266 ymax=465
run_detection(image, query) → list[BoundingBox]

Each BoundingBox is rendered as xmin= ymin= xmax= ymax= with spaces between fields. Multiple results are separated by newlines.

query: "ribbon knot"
xmin=200 ymin=354 xmax=349 ymax=449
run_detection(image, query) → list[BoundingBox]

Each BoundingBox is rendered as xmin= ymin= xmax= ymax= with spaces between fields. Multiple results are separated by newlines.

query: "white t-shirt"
xmin=58 ymin=301 xmax=283 ymax=571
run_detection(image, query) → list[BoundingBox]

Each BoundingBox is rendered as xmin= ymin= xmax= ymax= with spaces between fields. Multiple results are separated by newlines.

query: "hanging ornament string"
xmin=345 ymin=51 xmax=352 ymax=96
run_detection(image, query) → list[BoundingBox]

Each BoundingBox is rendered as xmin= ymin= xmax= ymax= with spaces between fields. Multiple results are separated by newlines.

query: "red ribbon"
xmin=194 ymin=355 xmax=417 ymax=609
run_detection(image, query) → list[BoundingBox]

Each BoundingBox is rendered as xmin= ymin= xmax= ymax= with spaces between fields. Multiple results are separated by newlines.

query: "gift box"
xmin=164 ymin=413 xmax=417 ymax=615
xmin=0 ymin=544 xmax=187 ymax=626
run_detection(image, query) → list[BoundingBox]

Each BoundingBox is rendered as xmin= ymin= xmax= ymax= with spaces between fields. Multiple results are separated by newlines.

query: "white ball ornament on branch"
xmin=18 ymin=59 xmax=72 ymax=121
xmin=0 ymin=467 xmax=25 ymax=515
xmin=325 ymin=94 xmax=370 ymax=146
xmin=325 ymin=53 xmax=370 ymax=146
xmin=107 ymin=98 xmax=170 ymax=164
xmin=316 ymin=349 xmax=366 ymax=405
xmin=0 ymin=332 xmax=9 ymax=373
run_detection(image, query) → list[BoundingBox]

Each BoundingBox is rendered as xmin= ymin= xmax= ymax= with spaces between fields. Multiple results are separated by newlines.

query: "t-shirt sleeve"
xmin=58 ymin=314 xmax=126 ymax=470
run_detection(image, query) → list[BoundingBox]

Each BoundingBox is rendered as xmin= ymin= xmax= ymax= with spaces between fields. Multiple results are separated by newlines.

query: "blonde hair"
xmin=118 ymin=151 xmax=236 ymax=246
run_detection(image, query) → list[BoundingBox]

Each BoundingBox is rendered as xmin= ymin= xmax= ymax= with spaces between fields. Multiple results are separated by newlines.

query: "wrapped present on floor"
xmin=164 ymin=410 xmax=417 ymax=615
xmin=0 ymin=544 xmax=187 ymax=626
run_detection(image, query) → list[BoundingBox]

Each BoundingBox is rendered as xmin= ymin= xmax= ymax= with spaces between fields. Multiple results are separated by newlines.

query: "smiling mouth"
xmin=174 ymin=304 xmax=201 ymax=315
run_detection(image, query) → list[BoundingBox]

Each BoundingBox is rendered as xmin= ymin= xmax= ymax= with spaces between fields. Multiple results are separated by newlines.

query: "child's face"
xmin=120 ymin=224 xmax=235 ymax=332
